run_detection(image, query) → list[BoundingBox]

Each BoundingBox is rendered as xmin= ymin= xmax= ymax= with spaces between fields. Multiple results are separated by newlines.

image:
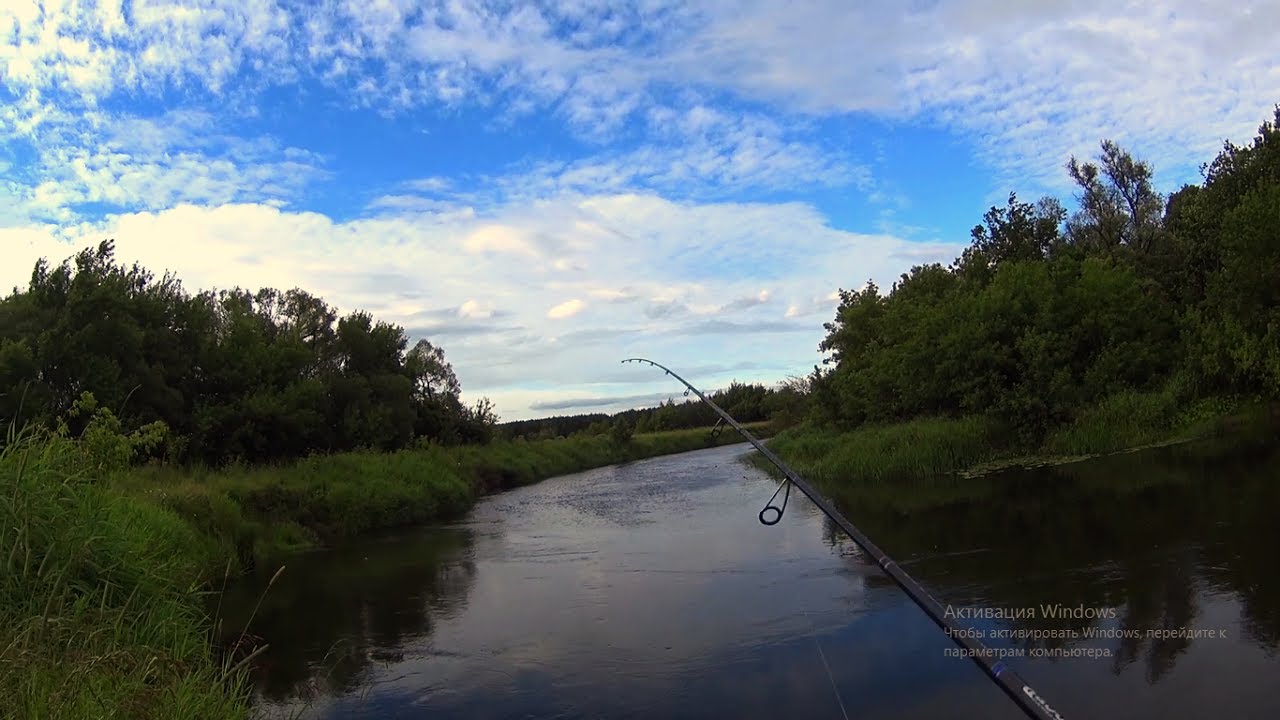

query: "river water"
xmin=217 ymin=436 xmax=1280 ymax=719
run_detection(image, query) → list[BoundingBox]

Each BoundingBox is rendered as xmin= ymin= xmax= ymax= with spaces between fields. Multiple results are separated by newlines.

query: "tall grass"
xmin=1042 ymin=387 xmax=1183 ymax=456
xmin=0 ymin=425 xmax=251 ymax=720
xmin=761 ymin=415 xmax=1005 ymax=486
xmin=111 ymin=422 xmax=773 ymax=575
xmin=1042 ymin=387 xmax=1253 ymax=457
xmin=764 ymin=387 xmax=1252 ymax=495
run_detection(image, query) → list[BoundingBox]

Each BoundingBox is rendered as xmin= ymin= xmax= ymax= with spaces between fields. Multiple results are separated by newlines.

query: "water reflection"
xmin=219 ymin=435 xmax=1280 ymax=719
xmin=822 ymin=434 xmax=1280 ymax=690
xmin=215 ymin=528 xmax=477 ymax=704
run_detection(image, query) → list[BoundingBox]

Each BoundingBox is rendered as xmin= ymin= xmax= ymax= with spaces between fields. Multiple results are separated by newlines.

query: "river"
xmin=216 ymin=435 xmax=1280 ymax=719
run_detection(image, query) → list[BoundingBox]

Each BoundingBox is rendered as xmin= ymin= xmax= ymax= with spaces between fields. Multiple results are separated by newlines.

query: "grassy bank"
xmin=112 ymin=421 xmax=773 ymax=579
xmin=0 ymin=427 xmax=253 ymax=720
xmin=758 ymin=415 xmax=1007 ymax=486
xmin=760 ymin=388 xmax=1269 ymax=490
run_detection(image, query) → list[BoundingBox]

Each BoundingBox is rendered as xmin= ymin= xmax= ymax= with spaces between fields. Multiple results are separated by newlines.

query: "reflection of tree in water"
xmin=212 ymin=526 xmax=477 ymax=703
xmin=1195 ymin=440 xmax=1280 ymax=654
xmin=1110 ymin=545 xmax=1198 ymax=681
xmin=809 ymin=436 xmax=1280 ymax=682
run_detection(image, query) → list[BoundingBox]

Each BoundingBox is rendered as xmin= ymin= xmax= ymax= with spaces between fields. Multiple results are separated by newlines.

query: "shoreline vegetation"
xmin=3 ymin=106 xmax=1278 ymax=718
xmin=118 ymin=419 xmax=778 ymax=577
xmin=757 ymin=391 xmax=1277 ymax=492
xmin=0 ymin=415 xmax=772 ymax=719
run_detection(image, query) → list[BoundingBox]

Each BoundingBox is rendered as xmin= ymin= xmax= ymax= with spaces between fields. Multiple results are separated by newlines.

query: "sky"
xmin=2 ymin=1 xmax=1278 ymax=421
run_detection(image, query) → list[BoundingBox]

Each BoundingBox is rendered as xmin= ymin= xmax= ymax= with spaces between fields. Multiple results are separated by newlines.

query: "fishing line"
xmin=805 ymin=605 xmax=851 ymax=720
xmin=622 ymin=357 xmax=1068 ymax=720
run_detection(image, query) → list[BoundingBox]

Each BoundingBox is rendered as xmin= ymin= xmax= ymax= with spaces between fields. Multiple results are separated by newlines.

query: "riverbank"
xmin=758 ymin=389 xmax=1275 ymax=492
xmin=2 ymin=421 xmax=772 ymax=719
xmin=112 ymin=421 xmax=774 ymax=579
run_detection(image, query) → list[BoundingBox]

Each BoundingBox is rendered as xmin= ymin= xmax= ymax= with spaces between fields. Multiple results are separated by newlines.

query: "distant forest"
xmin=497 ymin=378 xmax=809 ymax=441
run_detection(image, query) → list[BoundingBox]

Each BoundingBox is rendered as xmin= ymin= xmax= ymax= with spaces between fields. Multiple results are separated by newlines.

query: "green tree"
xmin=959 ymin=193 xmax=1065 ymax=281
xmin=0 ymin=242 xmax=489 ymax=463
xmin=1066 ymin=140 xmax=1165 ymax=256
xmin=609 ymin=418 xmax=634 ymax=447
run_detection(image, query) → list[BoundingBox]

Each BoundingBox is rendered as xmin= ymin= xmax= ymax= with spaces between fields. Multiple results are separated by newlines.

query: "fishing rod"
xmin=622 ymin=358 xmax=1066 ymax=720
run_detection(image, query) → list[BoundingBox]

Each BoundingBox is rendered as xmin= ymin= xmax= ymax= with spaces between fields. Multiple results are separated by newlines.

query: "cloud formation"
xmin=6 ymin=2 xmax=1276 ymax=195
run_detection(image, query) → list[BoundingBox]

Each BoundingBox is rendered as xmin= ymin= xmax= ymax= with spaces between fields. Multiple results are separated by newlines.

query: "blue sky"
xmin=2 ymin=1 xmax=1278 ymax=421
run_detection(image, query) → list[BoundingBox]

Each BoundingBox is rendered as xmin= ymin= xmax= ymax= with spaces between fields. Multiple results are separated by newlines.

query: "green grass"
xmin=763 ymin=388 xmax=1253 ymax=494
xmin=1042 ymin=386 xmax=1183 ymax=456
xmin=760 ymin=415 xmax=1005 ymax=486
xmin=111 ymin=421 xmax=773 ymax=576
xmin=1041 ymin=388 xmax=1257 ymax=458
xmin=0 ymin=426 xmax=253 ymax=720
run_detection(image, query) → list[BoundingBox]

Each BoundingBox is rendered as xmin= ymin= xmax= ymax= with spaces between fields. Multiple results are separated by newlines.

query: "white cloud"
xmin=6 ymin=1 xmax=1274 ymax=200
xmin=664 ymin=2 xmax=1280 ymax=188
xmin=366 ymin=195 xmax=474 ymax=217
xmin=589 ymin=287 xmax=641 ymax=302
xmin=463 ymin=225 xmax=540 ymax=257
xmin=2 ymin=106 xmax=327 ymax=223
xmin=405 ymin=176 xmax=452 ymax=193
xmin=547 ymin=299 xmax=586 ymax=320
xmin=1 ymin=0 xmax=292 ymax=101
xmin=784 ymin=290 xmax=843 ymax=320
xmin=458 ymin=300 xmax=495 ymax=319
xmin=357 ymin=1 xmax=1259 ymax=186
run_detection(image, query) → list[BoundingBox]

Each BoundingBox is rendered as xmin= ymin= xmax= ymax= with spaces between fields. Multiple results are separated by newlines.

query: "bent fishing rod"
xmin=622 ymin=358 xmax=1066 ymax=720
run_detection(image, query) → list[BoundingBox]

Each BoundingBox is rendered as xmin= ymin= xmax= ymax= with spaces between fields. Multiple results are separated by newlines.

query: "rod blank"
xmin=622 ymin=357 xmax=1065 ymax=720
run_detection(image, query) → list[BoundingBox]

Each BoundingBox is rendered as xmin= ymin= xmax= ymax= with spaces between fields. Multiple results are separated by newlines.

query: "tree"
xmin=960 ymin=193 xmax=1064 ymax=279
xmin=0 ymin=243 xmax=487 ymax=463
xmin=1066 ymin=140 xmax=1164 ymax=256
xmin=608 ymin=418 xmax=634 ymax=447
xmin=1179 ymin=105 xmax=1280 ymax=395
xmin=458 ymin=397 xmax=499 ymax=444
xmin=819 ymin=281 xmax=882 ymax=367
xmin=405 ymin=339 xmax=460 ymax=403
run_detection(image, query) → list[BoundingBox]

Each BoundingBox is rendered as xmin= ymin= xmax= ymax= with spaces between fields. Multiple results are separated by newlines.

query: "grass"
xmin=0 ymin=425 xmax=253 ymax=720
xmin=1038 ymin=385 xmax=1222 ymax=457
xmin=111 ymin=421 xmax=773 ymax=576
xmin=762 ymin=388 xmax=1257 ymax=493
xmin=759 ymin=415 xmax=1006 ymax=486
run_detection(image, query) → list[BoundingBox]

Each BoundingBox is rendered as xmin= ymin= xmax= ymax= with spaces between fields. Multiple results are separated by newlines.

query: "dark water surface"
xmin=217 ymin=437 xmax=1280 ymax=719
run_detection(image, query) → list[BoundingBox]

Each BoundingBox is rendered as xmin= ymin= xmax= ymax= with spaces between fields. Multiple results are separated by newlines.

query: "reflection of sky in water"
xmin=240 ymin=441 xmax=1280 ymax=720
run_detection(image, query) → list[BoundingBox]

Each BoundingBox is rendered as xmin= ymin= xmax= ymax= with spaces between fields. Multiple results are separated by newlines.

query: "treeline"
xmin=498 ymin=379 xmax=809 ymax=440
xmin=499 ymin=412 xmax=612 ymax=440
xmin=0 ymin=242 xmax=497 ymax=465
xmin=810 ymin=105 xmax=1280 ymax=441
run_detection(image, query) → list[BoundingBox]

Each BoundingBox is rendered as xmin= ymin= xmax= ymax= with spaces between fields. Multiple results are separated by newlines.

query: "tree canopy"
xmin=812 ymin=105 xmax=1280 ymax=440
xmin=0 ymin=243 xmax=497 ymax=465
